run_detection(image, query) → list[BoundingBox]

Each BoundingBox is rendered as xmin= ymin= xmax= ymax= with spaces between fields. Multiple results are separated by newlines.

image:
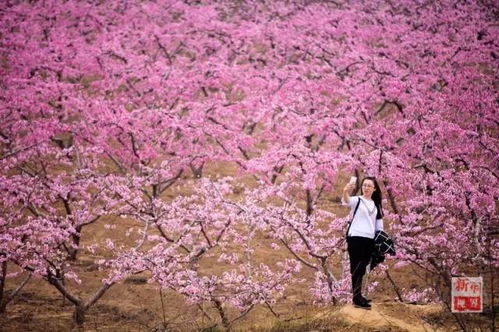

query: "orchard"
xmin=0 ymin=0 xmax=497 ymax=330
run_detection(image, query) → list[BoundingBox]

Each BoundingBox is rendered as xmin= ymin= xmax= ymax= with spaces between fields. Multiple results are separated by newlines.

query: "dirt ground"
xmin=0 ymin=273 xmax=458 ymax=332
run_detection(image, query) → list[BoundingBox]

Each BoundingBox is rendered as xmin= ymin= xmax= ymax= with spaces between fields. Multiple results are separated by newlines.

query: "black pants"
xmin=347 ymin=236 xmax=374 ymax=301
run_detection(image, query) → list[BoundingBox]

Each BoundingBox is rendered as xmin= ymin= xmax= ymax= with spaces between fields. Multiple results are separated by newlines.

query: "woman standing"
xmin=342 ymin=176 xmax=384 ymax=309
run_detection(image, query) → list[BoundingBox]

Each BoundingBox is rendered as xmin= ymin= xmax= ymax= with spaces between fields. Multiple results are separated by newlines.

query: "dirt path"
xmin=314 ymin=302 xmax=446 ymax=332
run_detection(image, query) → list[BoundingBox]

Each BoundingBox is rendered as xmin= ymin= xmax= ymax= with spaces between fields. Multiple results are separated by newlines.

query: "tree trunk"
xmin=213 ymin=299 xmax=230 ymax=331
xmin=68 ymin=226 xmax=83 ymax=261
xmin=0 ymin=271 xmax=31 ymax=314
xmin=305 ymin=189 xmax=313 ymax=217
xmin=73 ymin=303 xmax=87 ymax=328
xmin=0 ymin=261 xmax=6 ymax=313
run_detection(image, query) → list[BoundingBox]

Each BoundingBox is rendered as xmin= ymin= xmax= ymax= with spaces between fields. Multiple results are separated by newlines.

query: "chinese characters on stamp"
xmin=452 ymin=277 xmax=483 ymax=313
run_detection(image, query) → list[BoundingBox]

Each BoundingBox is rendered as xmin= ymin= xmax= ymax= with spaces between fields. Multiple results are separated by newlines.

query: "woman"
xmin=342 ymin=176 xmax=384 ymax=309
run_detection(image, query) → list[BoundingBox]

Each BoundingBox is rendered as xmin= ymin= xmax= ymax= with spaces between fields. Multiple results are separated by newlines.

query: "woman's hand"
xmin=343 ymin=182 xmax=355 ymax=193
xmin=342 ymin=182 xmax=355 ymax=203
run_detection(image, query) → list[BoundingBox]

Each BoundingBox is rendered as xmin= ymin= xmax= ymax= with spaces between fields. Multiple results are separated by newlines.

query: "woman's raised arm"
xmin=342 ymin=182 xmax=355 ymax=204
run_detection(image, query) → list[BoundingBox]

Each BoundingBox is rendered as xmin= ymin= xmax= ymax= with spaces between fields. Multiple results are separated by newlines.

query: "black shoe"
xmin=361 ymin=296 xmax=372 ymax=303
xmin=353 ymin=298 xmax=372 ymax=310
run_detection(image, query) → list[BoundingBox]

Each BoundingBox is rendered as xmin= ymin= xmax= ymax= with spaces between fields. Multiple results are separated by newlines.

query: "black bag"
xmin=370 ymin=231 xmax=396 ymax=270
xmin=373 ymin=230 xmax=396 ymax=256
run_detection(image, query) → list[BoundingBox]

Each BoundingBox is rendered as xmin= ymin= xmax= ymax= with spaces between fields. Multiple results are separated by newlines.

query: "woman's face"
xmin=361 ymin=179 xmax=376 ymax=197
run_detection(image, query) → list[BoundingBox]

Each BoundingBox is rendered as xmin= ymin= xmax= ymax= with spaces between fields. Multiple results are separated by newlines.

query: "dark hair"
xmin=360 ymin=176 xmax=383 ymax=219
